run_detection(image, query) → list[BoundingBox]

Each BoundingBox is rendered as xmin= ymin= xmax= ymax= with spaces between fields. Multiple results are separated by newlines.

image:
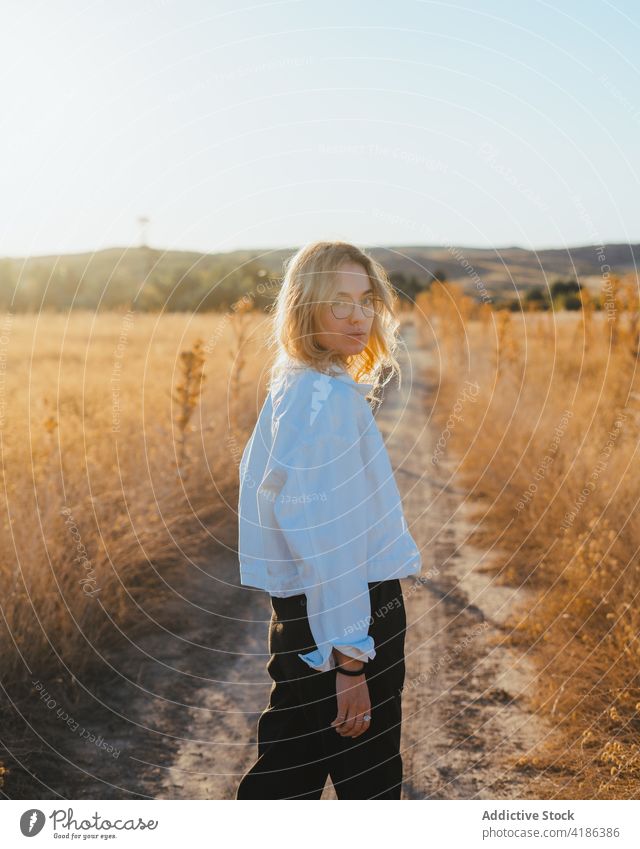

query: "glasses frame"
xmin=328 ymin=295 xmax=384 ymax=321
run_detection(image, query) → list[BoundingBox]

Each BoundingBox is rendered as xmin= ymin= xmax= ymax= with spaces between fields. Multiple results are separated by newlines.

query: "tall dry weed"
xmin=418 ymin=273 xmax=640 ymax=797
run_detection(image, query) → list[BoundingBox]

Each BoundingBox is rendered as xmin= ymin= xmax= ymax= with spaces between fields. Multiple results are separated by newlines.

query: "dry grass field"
xmin=2 ymin=283 xmax=640 ymax=798
xmin=0 ymin=307 xmax=269 ymax=791
xmin=415 ymin=275 xmax=640 ymax=798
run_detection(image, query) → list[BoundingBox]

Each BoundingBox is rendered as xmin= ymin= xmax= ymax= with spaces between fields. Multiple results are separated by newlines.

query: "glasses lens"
xmin=362 ymin=298 xmax=383 ymax=317
xmin=330 ymin=298 xmax=383 ymax=319
xmin=331 ymin=301 xmax=351 ymax=319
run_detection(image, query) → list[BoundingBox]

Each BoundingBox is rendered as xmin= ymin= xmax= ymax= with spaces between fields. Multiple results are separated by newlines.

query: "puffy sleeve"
xmin=268 ymin=379 xmax=375 ymax=673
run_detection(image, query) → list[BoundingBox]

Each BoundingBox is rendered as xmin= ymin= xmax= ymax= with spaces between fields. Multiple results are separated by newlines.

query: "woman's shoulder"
xmin=270 ymin=365 xmax=358 ymax=436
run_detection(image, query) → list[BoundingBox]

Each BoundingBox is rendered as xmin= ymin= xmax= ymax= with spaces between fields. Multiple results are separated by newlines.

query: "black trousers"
xmin=236 ymin=579 xmax=407 ymax=800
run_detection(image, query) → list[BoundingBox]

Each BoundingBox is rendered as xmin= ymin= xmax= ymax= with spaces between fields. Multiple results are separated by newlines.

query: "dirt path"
xmin=150 ymin=320 xmax=548 ymax=800
xmin=376 ymin=322 xmax=548 ymax=799
xmin=15 ymin=321 xmax=547 ymax=800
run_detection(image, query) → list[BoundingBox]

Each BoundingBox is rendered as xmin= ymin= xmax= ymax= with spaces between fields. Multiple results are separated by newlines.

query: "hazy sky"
xmin=1 ymin=0 xmax=638 ymax=258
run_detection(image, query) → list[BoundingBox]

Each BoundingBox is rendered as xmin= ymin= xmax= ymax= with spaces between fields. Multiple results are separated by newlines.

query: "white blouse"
xmin=237 ymin=359 xmax=421 ymax=672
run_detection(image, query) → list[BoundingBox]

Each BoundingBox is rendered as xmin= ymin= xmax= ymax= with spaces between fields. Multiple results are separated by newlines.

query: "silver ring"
xmin=363 ymin=714 xmax=371 ymax=721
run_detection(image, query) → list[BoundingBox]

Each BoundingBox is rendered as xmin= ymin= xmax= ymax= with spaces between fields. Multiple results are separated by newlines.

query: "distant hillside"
xmin=369 ymin=243 xmax=639 ymax=297
xmin=0 ymin=242 xmax=636 ymax=312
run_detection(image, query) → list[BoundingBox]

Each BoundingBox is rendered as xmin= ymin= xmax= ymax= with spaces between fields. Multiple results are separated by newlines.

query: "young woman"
xmin=235 ymin=240 xmax=421 ymax=800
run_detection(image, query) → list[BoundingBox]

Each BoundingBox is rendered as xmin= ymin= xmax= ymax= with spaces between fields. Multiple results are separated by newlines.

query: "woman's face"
xmin=314 ymin=260 xmax=375 ymax=357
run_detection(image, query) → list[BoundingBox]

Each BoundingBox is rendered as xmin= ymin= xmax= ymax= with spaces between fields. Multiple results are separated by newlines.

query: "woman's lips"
xmin=346 ymin=331 xmax=366 ymax=339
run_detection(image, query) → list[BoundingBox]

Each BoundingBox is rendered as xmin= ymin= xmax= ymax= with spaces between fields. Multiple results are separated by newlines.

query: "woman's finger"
xmin=353 ymin=713 xmax=371 ymax=737
xmin=337 ymin=704 xmax=356 ymax=735
xmin=330 ymin=711 xmax=347 ymax=728
xmin=332 ymin=700 xmax=350 ymax=730
xmin=352 ymin=708 xmax=371 ymax=734
xmin=344 ymin=703 xmax=368 ymax=737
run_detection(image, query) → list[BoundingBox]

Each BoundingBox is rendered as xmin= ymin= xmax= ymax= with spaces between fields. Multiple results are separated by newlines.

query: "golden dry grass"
xmin=0 ymin=308 xmax=269 ymax=699
xmin=416 ymin=275 xmax=640 ymax=797
xmin=6 ymin=290 xmax=640 ymax=798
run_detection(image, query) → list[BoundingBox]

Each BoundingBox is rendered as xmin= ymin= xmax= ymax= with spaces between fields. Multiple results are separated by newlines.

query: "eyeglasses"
xmin=329 ymin=295 xmax=384 ymax=320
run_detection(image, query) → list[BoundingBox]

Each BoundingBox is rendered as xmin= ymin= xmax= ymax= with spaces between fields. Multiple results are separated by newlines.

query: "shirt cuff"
xmin=298 ymin=636 xmax=376 ymax=673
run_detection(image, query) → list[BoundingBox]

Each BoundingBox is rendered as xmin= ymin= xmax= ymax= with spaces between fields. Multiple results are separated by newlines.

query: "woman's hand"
xmin=330 ymin=649 xmax=371 ymax=738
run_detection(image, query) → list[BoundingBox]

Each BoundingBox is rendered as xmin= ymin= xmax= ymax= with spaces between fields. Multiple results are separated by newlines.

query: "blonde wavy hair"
xmin=267 ymin=240 xmax=402 ymax=401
